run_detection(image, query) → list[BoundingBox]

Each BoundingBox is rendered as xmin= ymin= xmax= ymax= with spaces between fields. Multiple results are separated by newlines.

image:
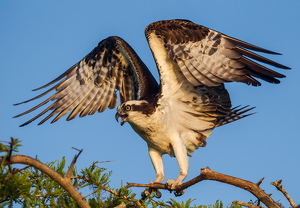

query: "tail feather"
xmin=216 ymin=105 xmax=255 ymax=127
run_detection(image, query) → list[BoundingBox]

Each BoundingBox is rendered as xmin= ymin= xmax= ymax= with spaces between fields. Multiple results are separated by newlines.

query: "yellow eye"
xmin=125 ymin=105 xmax=131 ymax=111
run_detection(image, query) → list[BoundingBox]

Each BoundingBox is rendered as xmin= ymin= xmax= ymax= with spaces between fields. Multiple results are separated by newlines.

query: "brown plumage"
xmin=146 ymin=19 xmax=289 ymax=87
xmin=15 ymin=20 xmax=289 ymax=127
xmin=14 ymin=36 xmax=159 ymax=126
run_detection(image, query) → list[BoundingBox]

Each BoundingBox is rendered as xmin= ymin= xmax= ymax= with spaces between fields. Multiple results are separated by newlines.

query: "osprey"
xmin=15 ymin=20 xmax=289 ymax=196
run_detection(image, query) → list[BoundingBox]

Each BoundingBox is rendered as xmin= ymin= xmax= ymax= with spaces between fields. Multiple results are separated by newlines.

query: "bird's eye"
xmin=125 ymin=105 xmax=131 ymax=111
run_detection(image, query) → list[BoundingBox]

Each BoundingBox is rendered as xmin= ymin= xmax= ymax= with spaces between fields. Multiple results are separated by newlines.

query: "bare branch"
xmin=94 ymin=160 xmax=115 ymax=164
xmin=233 ymin=201 xmax=261 ymax=208
xmin=126 ymin=182 xmax=166 ymax=189
xmin=71 ymin=147 xmax=82 ymax=152
xmin=6 ymin=137 xmax=14 ymax=173
xmin=66 ymin=147 xmax=83 ymax=179
xmin=127 ymin=167 xmax=281 ymax=208
xmin=8 ymin=137 xmax=14 ymax=161
xmin=256 ymin=177 xmax=265 ymax=187
xmin=271 ymin=180 xmax=297 ymax=208
xmin=189 ymin=167 xmax=279 ymax=208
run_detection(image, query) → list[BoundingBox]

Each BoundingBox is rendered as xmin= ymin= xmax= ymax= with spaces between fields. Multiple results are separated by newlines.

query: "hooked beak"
xmin=115 ymin=112 xmax=127 ymax=126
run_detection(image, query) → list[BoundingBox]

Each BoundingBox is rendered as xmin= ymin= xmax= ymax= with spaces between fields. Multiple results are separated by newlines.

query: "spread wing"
xmin=145 ymin=20 xmax=290 ymax=150
xmin=14 ymin=36 xmax=158 ymax=127
xmin=145 ymin=19 xmax=290 ymax=87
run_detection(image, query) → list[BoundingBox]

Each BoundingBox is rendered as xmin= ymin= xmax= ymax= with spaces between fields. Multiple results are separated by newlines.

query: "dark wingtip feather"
xmin=32 ymin=65 xmax=77 ymax=91
xmin=216 ymin=105 xmax=256 ymax=127
xmin=235 ymin=47 xmax=290 ymax=70
xmin=19 ymin=121 xmax=31 ymax=127
xmin=224 ymin=35 xmax=282 ymax=55
xmin=282 ymin=66 xmax=291 ymax=70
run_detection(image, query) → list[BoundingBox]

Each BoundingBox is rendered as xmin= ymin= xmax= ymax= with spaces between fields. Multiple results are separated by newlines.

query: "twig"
xmin=256 ymin=177 xmax=265 ymax=187
xmin=126 ymin=182 xmax=166 ymax=189
xmin=151 ymin=199 xmax=172 ymax=208
xmin=7 ymin=137 xmax=14 ymax=172
xmin=94 ymin=160 xmax=115 ymax=164
xmin=90 ymin=181 xmax=143 ymax=207
xmin=1 ymin=165 xmax=30 ymax=184
xmin=271 ymin=180 xmax=297 ymax=208
xmin=66 ymin=147 xmax=83 ymax=179
xmin=8 ymin=137 xmax=14 ymax=161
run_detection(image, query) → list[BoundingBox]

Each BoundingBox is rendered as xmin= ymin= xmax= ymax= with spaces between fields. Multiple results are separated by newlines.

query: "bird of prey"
xmin=15 ymin=19 xmax=289 ymax=196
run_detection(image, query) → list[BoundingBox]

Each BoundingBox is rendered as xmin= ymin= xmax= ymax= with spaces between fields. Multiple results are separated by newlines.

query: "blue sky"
xmin=1 ymin=1 xmax=299 ymax=206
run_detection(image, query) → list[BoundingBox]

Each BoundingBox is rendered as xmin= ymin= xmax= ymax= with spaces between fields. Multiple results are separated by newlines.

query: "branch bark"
xmin=271 ymin=180 xmax=297 ymax=208
xmin=232 ymin=201 xmax=260 ymax=208
xmin=127 ymin=167 xmax=281 ymax=208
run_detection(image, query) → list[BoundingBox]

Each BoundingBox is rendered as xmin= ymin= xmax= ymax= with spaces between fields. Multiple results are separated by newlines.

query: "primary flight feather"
xmin=14 ymin=19 xmax=290 ymax=196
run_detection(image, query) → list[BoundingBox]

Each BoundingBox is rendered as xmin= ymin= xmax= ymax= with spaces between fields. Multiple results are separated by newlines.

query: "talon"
xmin=166 ymin=179 xmax=179 ymax=190
xmin=141 ymin=187 xmax=162 ymax=199
xmin=141 ymin=181 xmax=162 ymax=199
xmin=174 ymin=189 xmax=185 ymax=197
xmin=155 ymin=189 xmax=162 ymax=198
xmin=141 ymin=188 xmax=151 ymax=199
xmin=166 ymin=179 xmax=185 ymax=196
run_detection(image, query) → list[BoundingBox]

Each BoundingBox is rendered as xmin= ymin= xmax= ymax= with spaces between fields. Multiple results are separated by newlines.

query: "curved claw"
xmin=141 ymin=189 xmax=151 ymax=199
xmin=174 ymin=189 xmax=185 ymax=197
xmin=155 ymin=189 xmax=162 ymax=198
xmin=141 ymin=181 xmax=162 ymax=199
xmin=141 ymin=187 xmax=162 ymax=199
xmin=166 ymin=179 xmax=185 ymax=197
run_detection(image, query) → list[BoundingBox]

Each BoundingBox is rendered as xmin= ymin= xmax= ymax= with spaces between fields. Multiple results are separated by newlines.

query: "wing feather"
xmin=99 ymin=79 xmax=117 ymax=112
xmin=15 ymin=36 xmax=158 ymax=126
xmin=89 ymin=81 xmax=111 ymax=115
xmin=115 ymin=69 xmax=124 ymax=95
xmin=145 ymin=19 xmax=290 ymax=87
xmin=67 ymin=86 xmax=96 ymax=120
xmin=53 ymin=81 xmax=95 ymax=122
xmin=123 ymin=75 xmax=135 ymax=101
xmin=177 ymin=59 xmax=201 ymax=86
xmin=108 ymin=91 xmax=118 ymax=109
xmin=145 ymin=19 xmax=290 ymax=150
xmin=79 ymin=88 xmax=101 ymax=117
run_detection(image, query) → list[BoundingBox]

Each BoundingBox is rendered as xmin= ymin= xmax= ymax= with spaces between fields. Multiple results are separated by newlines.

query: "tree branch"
xmin=232 ymin=201 xmax=260 ymax=208
xmin=88 ymin=180 xmax=143 ymax=207
xmin=66 ymin=147 xmax=83 ymax=179
xmin=271 ymin=180 xmax=297 ymax=208
xmin=1 ymin=165 xmax=30 ymax=184
xmin=1 ymin=140 xmax=142 ymax=208
xmin=0 ymin=155 xmax=90 ymax=208
xmin=127 ymin=167 xmax=281 ymax=208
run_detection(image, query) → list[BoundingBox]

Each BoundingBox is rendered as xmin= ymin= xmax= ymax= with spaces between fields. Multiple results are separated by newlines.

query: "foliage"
xmin=0 ymin=139 xmax=249 ymax=207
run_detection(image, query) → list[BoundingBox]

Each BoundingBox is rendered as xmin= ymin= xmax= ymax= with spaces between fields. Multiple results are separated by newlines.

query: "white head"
xmin=115 ymin=100 xmax=152 ymax=126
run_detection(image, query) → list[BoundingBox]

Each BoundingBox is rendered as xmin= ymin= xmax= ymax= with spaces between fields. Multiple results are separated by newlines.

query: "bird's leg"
xmin=166 ymin=140 xmax=188 ymax=196
xmin=141 ymin=146 xmax=164 ymax=199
